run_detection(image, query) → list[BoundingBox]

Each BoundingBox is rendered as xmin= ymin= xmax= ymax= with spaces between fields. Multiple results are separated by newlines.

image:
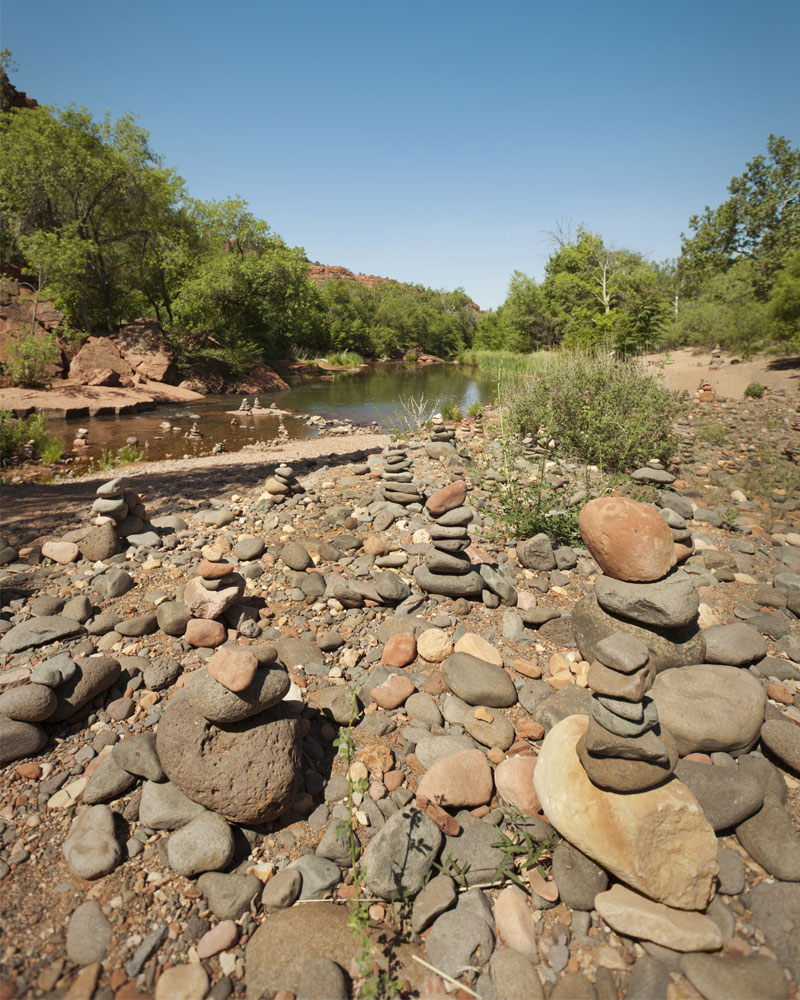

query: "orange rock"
xmin=516 ymin=719 xmax=545 ymax=740
xmin=198 ymin=559 xmax=234 ymax=579
xmin=425 ymin=480 xmax=467 ymax=516
xmin=579 ymin=496 xmax=676 ymax=582
xmin=16 ymin=762 xmax=41 ymax=780
xmin=184 ymin=618 xmax=226 ymax=648
xmin=513 ymin=656 xmax=541 ymax=678
xmin=767 ymin=682 xmax=793 ymax=705
xmin=208 ymin=647 xmax=258 ymax=692
xmin=371 ymin=674 xmax=415 ymax=709
xmin=380 ymin=632 xmax=417 ymax=668
xmin=416 ymin=796 xmax=461 ymax=835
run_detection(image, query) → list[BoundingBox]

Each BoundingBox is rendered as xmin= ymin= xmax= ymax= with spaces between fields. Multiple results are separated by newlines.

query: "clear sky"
xmin=2 ymin=0 xmax=798 ymax=308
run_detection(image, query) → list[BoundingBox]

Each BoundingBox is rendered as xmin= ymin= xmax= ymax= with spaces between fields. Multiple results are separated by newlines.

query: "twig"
xmin=411 ymin=956 xmax=481 ymax=998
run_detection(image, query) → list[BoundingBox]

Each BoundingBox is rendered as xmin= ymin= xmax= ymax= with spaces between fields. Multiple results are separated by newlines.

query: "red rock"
xmin=68 ymin=336 xmax=134 ymax=383
xmin=495 ymin=755 xmax=541 ymax=815
xmin=184 ymin=618 xmax=227 ymax=648
xmin=425 ymin=480 xmax=468 ymax=516
xmin=111 ymin=318 xmax=177 ymax=383
xmin=198 ymin=559 xmax=235 ymax=579
xmin=417 ymin=797 xmax=461 ymax=835
xmin=417 ymin=749 xmax=493 ymax=808
xmin=380 ymin=632 xmax=417 ymax=668
xmin=675 ymin=540 xmax=694 ymax=563
xmin=16 ymin=762 xmax=41 ymax=779
xmin=578 ymin=496 xmax=676 ymax=582
xmin=371 ymin=675 xmax=415 ymax=709
xmin=107 ymin=697 xmax=135 ymax=720
xmin=767 ymin=682 xmax=793 ymax=705
xmin=516 ymin=719 xmax=545 ymax=740
xmin=208 ymin=647 xmax=258 ymax=692
xmin=197 ymin=918 xmax=238 ymax=958
xmin=85 ymin=367 xmax=120 ymax=387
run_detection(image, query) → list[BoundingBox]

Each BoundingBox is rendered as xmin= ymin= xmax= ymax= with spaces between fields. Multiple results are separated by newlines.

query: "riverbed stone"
xmin=760 ymin=718 xmax=800 ymax=775
xmin=673 ymin=759 xmax=763 ymax=830
xmin=426 ymin=480 xmax=467 ymax=516
xmin=63 ymin=805 xmax=121 ymax=879
xmin=197 ymin=872 xmax=261 ymax=920
xmin=156 ymin=601 xmax=191 ymax=637
xmin=572 ymin=595 xmax=705 ymax=673
xmin=489 ymin=950 xmax=544 ymax=1000
xmin=0 ymin=717 xmax=47 ymax=765
xmin=442 ymin=810 xmax=507 ymax=886
xmin=362 ymin=805 xmax=442 ymax=900
xmin=187 ymin=664 xmax=289 ymax=723
xmin=650 ymin=664 xmax=767 ymax=756
xmin=416 ymin=748 xmax=494 ymax=808
xmin=183 ymin=573 xmax=246 ymax=620
xmin=748 ymin=882 xmax=800 ymax=982
xmin=441 ymin=652 xmax=517 ymax=707
xmin=78 ymin=523 xmax=118 ymax=562
xmin=425 ymin=906 xmax=495 ymax=979
xmin=66 ymin=901 xmax=112 ymax=966
xmin=93 ymin=568 xmax=134 ymax=599
xmin=0 ymin=615 xmax=84 ymax=653
xmin=594 ymin=569 xmax=699 ymax=628
xmin=735 ymin=797 xmax=800 ymax=881
xmin=703 ymin=622 xmax=768 ymax=666
xmin=167 ymin=811 xmax=235 ymax=877
xmin=0 ymin=683 xmax=57 ymax=722
xmin=83 ymin=755 xmax=137 ymax=804
xmin=551 ymin=840 xmax=608 ymax=910
xmin=579 ymin=496 xmax=677 ymax=582
xmin=516 ymin=533 xmax=557 ymax=571
xmin=50 ymin=656 xmax=121 ymax=722
xmin=680 ymin=954 xmax=789 ymax=1000
xmin=156 ymin=695 xmax=301 ymax=824
xmin=138 ymin=780 xmax=206 ymax=830
xmin=414 ymin=565 xmax=484 ymax=598
xmin=534 ymin=715 xmax=717 ymax=909
xmin=494 ymin=755 xmax=540 ymax=815
xmin=595 ymin=884 xmax=722 ymax=951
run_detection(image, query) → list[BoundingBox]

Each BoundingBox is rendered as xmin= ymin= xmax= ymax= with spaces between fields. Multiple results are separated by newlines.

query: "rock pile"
xmin=182 ymin=549 xmax=247 ymax=648
xmin=415 ymin=480 xmax=484 ymax=599
xmin=379 ymin=446 xmax=425 ymax=508
xmin=262 ymin=463 xmax=304 ymax=504
xmin=572 ymin=495 xmax=706 ymax=671
xmin=89 ymin=476 xmax=160 ymax=549
xmin=429 ymin=414 xmax=455 ymax=447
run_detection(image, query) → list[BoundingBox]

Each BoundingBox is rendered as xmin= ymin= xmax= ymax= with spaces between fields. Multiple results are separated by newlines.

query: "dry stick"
xmin=411 ymin=955 xmax=481 ymax=998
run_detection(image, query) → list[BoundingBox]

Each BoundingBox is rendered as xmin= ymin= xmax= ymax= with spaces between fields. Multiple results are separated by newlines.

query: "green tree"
xmin=680 ymin=135 xmax=800 ymax=296
xmin=496 ymin=271 xmax=558 ymax=351
xmin=769 ymin=248 xmax=800 ymax=350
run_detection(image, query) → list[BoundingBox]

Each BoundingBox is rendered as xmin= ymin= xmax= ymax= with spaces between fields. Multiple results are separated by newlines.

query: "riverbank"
xmin=0 ymin=380 xmax=205 ymax=419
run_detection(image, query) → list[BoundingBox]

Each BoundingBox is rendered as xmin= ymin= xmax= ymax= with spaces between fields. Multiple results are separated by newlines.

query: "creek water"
xmin=49 ymin=362 xmax=495 ymax=464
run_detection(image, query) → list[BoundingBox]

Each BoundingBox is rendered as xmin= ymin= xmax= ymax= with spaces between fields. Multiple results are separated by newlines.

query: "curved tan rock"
xmin=533 ymin=715 xmax=717 ymax=910
xmin=579 ymin=496 xmax=676 ymax=582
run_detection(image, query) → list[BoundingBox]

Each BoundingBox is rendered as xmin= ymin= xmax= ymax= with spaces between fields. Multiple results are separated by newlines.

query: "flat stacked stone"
xmin=578 ymin=631 xmax=677 ymax=792
xmin=414 ymin=480 xmax=483 ymax=599
xmin=429 ymin=415 xmax=455 ymax=445
xmin=572 ymin=496 xmax=706 ymax=672
xmin=182 ymin=557 xmax=246 ymax=649
xmin=262 ymin=463 xmax=304 ymax=503
xmin=91 ymin=476 xmax=158 ymax=547
xmin=380 ymin=448 xmax=425 ymax=508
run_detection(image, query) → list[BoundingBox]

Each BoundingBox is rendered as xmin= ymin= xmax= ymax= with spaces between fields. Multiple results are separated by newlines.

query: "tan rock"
xmin=185 ymin=618 xmax=227 ymax=648
xmin=425 ymin=480 xmax=467 ymax=516
xmin=495 ymin=755 xmax=541 ymax=815
xmin=363 ymin=534 xmax=388 ymax=556
xmin=417 ymin=629 xmax=453 ymax=663
xmin=454 ymin=632 xmax=503 ymax=665
xmin=587 ymin=660 xmax=655 ymax=701
xmin=208 ymin=647 xmax=258 ymax=693
xmin=416 ymin=749 xmax=493 ymax=808
xmin=494 ymin=885 xmax=538 ymax=956
xmin=381 ymin=632 xmax=417 ymax=668
xmin=42 ymin=541 xmax=80 ymax=565
xmin=198 ymin=559 xmax=235 ymax=579
xmin=154 ymin=964 xmax=209 ymax=1000
xmin=371 ymin=675 xmax=415 ymax=710
xmin=595 ymin=885 xmax=723 ymax=951
xmin=578 ymin=496 xmax=676 ymax=582
xmin=512 ymin=657 xmax=541 ymax=678
xmin=533 ymin=715 xmax=717 ymax=910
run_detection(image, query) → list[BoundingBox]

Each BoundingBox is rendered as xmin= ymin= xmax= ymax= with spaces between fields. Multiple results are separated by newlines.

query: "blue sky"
xmin=2 ymin=0 xmax=798 ymax=308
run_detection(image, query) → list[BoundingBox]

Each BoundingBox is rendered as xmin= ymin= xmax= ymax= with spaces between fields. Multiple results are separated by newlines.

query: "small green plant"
xmin=467 ymin=401 xmax=484 ymax=418
xmin=0 ymin=409 xmax=63 ymax=466
xmin=744 ymin=381 xmax=766 ymax=398
xmin=2 ymin=329 xmax=60 ymax=387
xmin=403 ymin=351 xmax=418 ymax=363
xmin=89 ymin=443 xmax=144 ymax=473
xmin=440 ymin=400 xmax=463 ymax=421
xmin=491 ymin=806 xmax=560 ymax=889
xmin=325 ymin=350 xmax=364 ymax=368
xmin=434 ymin=852 xmax=472 ymax=888
xmin=695 ymin=419 xmax=729 ymax=445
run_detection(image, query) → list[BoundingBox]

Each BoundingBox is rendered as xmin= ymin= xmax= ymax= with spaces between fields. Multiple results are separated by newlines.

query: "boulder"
xmin=111 ymin=317 xmax=177 ymax=383
xmin=579 ymin=496 xmax=676 ymax=582
xmin=68 ymin=336 xmax=134 ymax=383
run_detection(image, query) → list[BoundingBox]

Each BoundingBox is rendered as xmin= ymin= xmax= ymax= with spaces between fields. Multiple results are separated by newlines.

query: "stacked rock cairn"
xmin=91 ymin=476 xmax=159 ymax=548
xmin=181 ymin=547 xmax=247 ymax=649
xmin=575 ymin=495 xmax=703 ymax=791
xmin=380 ymin=445 xmax=425 ymax=508
xmin=414 ymin=479 xmax=484 ymax=599
xmin=262 ymin=463 xmax=304 ymax=505
xmin=429 ymin=413 xmax=456 ymax=447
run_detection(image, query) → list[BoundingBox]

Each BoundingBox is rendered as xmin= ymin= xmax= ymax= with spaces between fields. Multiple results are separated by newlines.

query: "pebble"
xmin=494 ymin=884 xmax=537 ymax=956
xmin=66 ymin=901 xmax=112 ymax=965
xmin=154 ymin=965 xmax=209 ymax=1000
xmin=417 ymin=748 xmax=494 ymax=807
xmin=63 ymin=805 xmax=121 ymax=879
xmin=167 ymin=811 xmax=235 ymax=876
xmin=197 ymin=919 xmax=238 ymax=959
xmin=595 ymin=884 xmax=723 ymax=951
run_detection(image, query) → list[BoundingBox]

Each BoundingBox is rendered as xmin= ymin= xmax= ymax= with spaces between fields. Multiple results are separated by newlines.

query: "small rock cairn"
xmin=90 ymin=476 xmax=159 ymax=548
xmin=262 ymin=463 xmax=303 ymax=504
xmin=575 ymin=495 xmax=704 ymax=791
xmin=429 ymin=414 xmax=455 ymax=447
xmin=380 ymin=446 xmax=424 ymax=508
xmin=182 ymin=546 xmax=247 ymax=649
xmin=414 ymin=479 xmax=484 ymax=599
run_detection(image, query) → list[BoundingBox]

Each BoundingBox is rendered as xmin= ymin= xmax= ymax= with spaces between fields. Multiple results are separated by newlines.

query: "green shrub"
xmin=440 ymin=400 xmax=463 ymax=421
xmin=0 ymin=409 xmax=62 ymax=465
xmin=744 ymin=381 xmax=766 ymax=398
xmin=459 ymin=349 xmax=553 ymax=376
xmin=325 ymin=350 xmax=364 ymax=368
xmin=3 ymin=330 xmax=60 ymax=387
xmin=468 ymin=401 xmax=484 ymax=418
xmin=499 ymin=352 xmax=684 ymax=472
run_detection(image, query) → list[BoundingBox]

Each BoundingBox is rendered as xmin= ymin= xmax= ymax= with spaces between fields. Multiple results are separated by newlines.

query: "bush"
xmin=325 ymin=350 xmax=364 ymax=368
xmin=744 ymin=381 xmax=766 ymax=398
xmin=0 ymin=409 xmax=62 ymax=465
xmin=3 ymin=329 xmax=59 ymax=387
xmin=440 ymin=400 xmax=463 ymax=421
xmin=468 ymin=401 xmax=483 ymax=418
xmin=499 ymin=352 xmax=684 ymax=471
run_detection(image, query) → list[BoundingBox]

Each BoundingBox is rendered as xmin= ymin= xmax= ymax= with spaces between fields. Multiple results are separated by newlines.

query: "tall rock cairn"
xmin=414 ymin=480 xmax=484 ymax=599
xmin=380 ymin=446 xmax=424 ymax=508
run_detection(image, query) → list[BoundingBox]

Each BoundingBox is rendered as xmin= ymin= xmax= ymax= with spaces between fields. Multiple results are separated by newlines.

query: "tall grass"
xmin=497 ymin=351 xmax=685 ymax=472
xmin=0 ymin=410 xmax=63 ymax=466
xmin=459 ymin=349 xmax=557 ymax=376
xmin=324 ymin=350 xmax=364 ymax=368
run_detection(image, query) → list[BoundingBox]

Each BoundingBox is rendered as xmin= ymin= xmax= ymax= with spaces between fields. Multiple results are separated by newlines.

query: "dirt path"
xmin=0 ymin=432 xmax=389 ymax=547
xmin=642 ymin=348 xmax=800 ymax=398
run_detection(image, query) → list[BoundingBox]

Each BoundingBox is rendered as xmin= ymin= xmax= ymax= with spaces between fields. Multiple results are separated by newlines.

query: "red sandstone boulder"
xmin=579 ymin=496 xmax=676 ymax=582
xmin=69 ymin=336 xmax=134 ymax=384
xmin=111 ymin=318 xmax=178 ymax=383
xmin=85 ymin=367 xmax=120 ymax=387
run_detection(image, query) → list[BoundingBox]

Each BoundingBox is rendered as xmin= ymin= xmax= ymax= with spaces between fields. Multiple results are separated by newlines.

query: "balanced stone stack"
xmin=414 ymin=479 xmax=483 ymax=599
xmin=91 ymin=477 xmax=158 ymax=547
xmin=156 ymin=644 xmax=301 ymax=825
xmin=182 ymin=555 xmax=246 ymax=649
xmin=578 ymin=630 xmax=677 ymax=792
xmin=262 ymin=463 xmax=304 ymax=504
xmin=571 ymin=496 xmax=706 ymax=672
xmin=429 ymin=414 xmax=455 ymax=447
xmin=380 ymin=447 xmax=425 ymax=509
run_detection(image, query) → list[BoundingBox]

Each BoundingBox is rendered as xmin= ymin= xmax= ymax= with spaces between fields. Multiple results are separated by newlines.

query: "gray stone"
xmin=489 ymin=950 xmax=544 ymax=1000
xmin=276 ymin=636 xmax=324 ymax=670
xmin=142 ymin=657 xmax=182 ymax=691
xmin=374 ymin=571 xmax=411 ymax=604
xmin=405 ymin=691 xmax=443 ymax=728
xmin=703 ymin=623 xmax=768 ymax=666
xmin=289 ymin=855 xmax=341 ymax=900
xmin=125 ymin=925 xmax=167 ymax=979
xmin=235 ymin=536 xmax=265 ymax=561
xmin=425 ymin=907 xmax=495 ymax=979
xmin=747 ymin=881 xmax=800 ymax=982
xmin=28 ymin=663 xmax=63 ymax=687
xmin=112 ymin=732 xmax=165 ymax=781
xmin=0 ymin=716 xmax=47 ymax=765
xmin=594 ymin=631 xmax=650 ymax=673
xmin=650 ymin=664 xmax=767 ymax=756
xmin=533 ymin=685 xmax=592 ymax=733
xmin=426 ymin=548 xmax=473 ymax=575
xmin=50 ymin=656 xmax=121 ymax=722
xmin=315 ymin=686 xmax=361 ymax=726
xmin=93 ymin=568 xmax=134 ymax=599
xmin=138 ymin=779 xmax=206 ymax=830
xmin=168 ymin=811 xmax=235 ymax=877
xmin=115 ymin=613 xmax=158 ymax=637
xmin=680 ymin=954 xmax=789 ymax=1000
xmin=761 ymin=719 xmax=800 ymax=775
xmin=479 ymin=565 xmax=518 ymax=605
xmin=573 ymin=595 xmax=705 ymax=673
xmin=673 ymin=759 xmax=763 ymax=831
xmin=590 ymin=695 xmax=658 ymax=737
xmin=415 ymin=565 xmax=484 ymax=598
xmin=362 ymin=805 xmax=442 ymax=900
xmin=83 ymin=755 xmax=137 ymax=804
xmin=280 ymin=541 xmax=312 ymax=571
xmin=0 ymin=683 xmax=56 ymax=722
xmin=516 ymin=534 xmax=556 ymax=571
xmin=552 ymin=840 xmax=609 ymax=910
xmin=736 ymin=797 xmax=800 ymax=881
xmin=716 ymin=845 xmax=745 ymax=895
xmin=410 ymin=874 xmax=458 ymax=933
xmin=442 ymin=652 xmax=517 ymax=707
xmin=414 ymin=733 xmax=476 ymax=769
xmin=30 ymin=595 xmax=64 ymax=616
xmin=86 ymin=613 xmax=122 ymax=636
xmin=261 ymin=868 xmax=302 ymax=911
xmin=63 ymin=805 xmax=121 ymax=879
xmin=594 ymin=569 xmax=699 ymax=628
xmin=96 ymin=476 xmax=128 ymax=497
xmin=296 ymin=957 xmax=348 ymax=1000
xmin=66 ymin=901 xmax=112 ymax=966
xmin=0 ymin=614 xmax=84 ymax=653
xmin=62 ymin=595 xmax=94 ymax=624
xmin=626 ymin=955 xmax=671 ymax=1000
xmin=442 ymin=810 xmax=506 ymax=886
xmin=156 ymin=601 xmax=190 ymax=636
xmin=738 ymin=752 xmax=787 ymax=804
xmin=186 ymin=665 xmax=290 ymax=724
xmin=197 ymin=872 xmax=261 ymax=920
